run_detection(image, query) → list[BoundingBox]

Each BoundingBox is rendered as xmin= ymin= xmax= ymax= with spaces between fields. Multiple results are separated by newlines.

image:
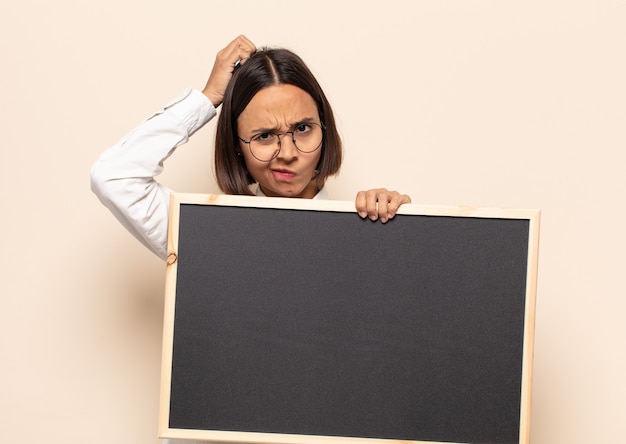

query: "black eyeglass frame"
xmin=238 ymin=122 xmax=325 ymax=162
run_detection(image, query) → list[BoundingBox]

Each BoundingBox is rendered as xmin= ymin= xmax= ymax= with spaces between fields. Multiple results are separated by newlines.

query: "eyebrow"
xmin=249 ymin=117 xmax=318 ymax=135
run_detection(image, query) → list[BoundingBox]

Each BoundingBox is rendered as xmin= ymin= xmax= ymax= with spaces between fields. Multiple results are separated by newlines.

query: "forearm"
xmin=90 ymin=88 xmax=216 ymax=259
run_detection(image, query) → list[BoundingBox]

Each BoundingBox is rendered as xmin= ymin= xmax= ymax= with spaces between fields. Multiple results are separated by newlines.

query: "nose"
xmin=276 ymin=132 xmax=297 ymax=159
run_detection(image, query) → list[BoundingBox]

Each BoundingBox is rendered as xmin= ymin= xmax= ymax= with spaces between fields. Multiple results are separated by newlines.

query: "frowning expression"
xmin=237 ymin=84 xmax=323 ymax=199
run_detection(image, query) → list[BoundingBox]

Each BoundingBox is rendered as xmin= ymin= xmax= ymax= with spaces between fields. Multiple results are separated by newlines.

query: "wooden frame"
xmin=159 ymin=193 xmax=540 ymax=444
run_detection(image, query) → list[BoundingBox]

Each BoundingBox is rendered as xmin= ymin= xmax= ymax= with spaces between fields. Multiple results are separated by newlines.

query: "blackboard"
xmin=159 ymin=194 xmax=540 ymax=444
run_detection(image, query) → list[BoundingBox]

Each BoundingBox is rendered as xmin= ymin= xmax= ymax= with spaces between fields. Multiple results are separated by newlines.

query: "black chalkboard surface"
xmin=159 ymin=194 xmax=540 ymax=444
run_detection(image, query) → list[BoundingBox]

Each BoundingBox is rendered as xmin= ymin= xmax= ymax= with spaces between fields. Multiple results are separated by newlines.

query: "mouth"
xmin=271 ymin=168 xmax=296 ymax=181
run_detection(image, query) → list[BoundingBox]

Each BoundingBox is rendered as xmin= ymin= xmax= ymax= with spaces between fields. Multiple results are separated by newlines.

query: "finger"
xmin=355 ymin=191 xmax=368 ymax=218
xmin=356 ymin=189 xmax=382 ymax=220
xmin=386 ymin=193 xmax=412 ymax=220
xmin=366 ymin=188 xmax=388 ymax=222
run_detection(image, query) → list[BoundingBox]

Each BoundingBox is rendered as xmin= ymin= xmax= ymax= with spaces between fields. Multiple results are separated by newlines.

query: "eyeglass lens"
xmin=249 ymin=123 xmax=323 ymax=161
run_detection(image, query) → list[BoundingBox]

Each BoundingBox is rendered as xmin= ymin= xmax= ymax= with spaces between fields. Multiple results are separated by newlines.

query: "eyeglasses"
xmin=238 ymin=122 xmax=324 ymax=162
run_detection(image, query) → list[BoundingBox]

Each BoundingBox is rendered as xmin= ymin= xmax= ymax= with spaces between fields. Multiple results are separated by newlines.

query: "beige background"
xmin=1 ymin=1 xmax=624 ymax=443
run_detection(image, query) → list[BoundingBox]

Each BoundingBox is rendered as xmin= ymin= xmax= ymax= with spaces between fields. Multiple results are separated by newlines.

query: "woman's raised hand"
xmin=202 ymin=35 xmax=256 ymax=107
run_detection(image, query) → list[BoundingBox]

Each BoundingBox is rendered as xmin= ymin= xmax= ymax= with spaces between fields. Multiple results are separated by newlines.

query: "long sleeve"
xmin=90 ymin=88 xmax=217 ymax=259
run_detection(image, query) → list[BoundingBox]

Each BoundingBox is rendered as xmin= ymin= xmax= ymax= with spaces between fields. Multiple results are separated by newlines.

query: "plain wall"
xmin=1 ymin=1 xmax=624 ymax=443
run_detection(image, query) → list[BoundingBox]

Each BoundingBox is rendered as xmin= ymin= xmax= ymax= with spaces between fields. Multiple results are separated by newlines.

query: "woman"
xmin=91 ymin=35 xmax=413 ymax=444
xmin=91 ymin=35 xmax=411 ymax=259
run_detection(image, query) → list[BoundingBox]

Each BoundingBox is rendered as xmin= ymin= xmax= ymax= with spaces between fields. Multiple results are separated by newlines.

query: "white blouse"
xmin=91 ymin=88 xmax=328 ymax=260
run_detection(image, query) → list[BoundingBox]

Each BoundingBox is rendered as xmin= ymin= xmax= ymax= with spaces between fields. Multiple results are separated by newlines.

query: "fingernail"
xmin=358 ymin=211 xmax=367 ymax=218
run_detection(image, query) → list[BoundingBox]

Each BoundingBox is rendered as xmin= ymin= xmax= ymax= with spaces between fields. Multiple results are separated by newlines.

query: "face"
xmin=237 ymin=84 xmax=323 ymax=199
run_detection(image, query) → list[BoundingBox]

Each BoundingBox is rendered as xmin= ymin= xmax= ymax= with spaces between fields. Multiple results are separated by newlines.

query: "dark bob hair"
xmin=215 ymin=47 xmax=342 ymax=195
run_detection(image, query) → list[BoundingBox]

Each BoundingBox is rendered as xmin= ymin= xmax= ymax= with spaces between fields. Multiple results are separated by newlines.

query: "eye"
xmin=251 ymin=132 xmax=276 ymax=145
xmin=294 ymin=123 xmax=312 ymax=134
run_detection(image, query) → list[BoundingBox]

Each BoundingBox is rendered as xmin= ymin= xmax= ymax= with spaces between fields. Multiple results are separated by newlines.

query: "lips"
xmin=271 ymin=168 xmax=296 ymax=181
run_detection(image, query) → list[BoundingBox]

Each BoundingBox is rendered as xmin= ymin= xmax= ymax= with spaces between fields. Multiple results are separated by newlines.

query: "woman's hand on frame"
xmin=355 ymin=188 xmax=412 ymax=224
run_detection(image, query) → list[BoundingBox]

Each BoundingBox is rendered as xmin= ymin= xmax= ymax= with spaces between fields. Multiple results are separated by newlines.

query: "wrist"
xmin=202 ymin=87 xmax=222 ymax=108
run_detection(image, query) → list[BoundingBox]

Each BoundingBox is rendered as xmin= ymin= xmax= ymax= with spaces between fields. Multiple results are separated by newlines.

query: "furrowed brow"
xmin=249 ymin=124 xmax=282 ymax=135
